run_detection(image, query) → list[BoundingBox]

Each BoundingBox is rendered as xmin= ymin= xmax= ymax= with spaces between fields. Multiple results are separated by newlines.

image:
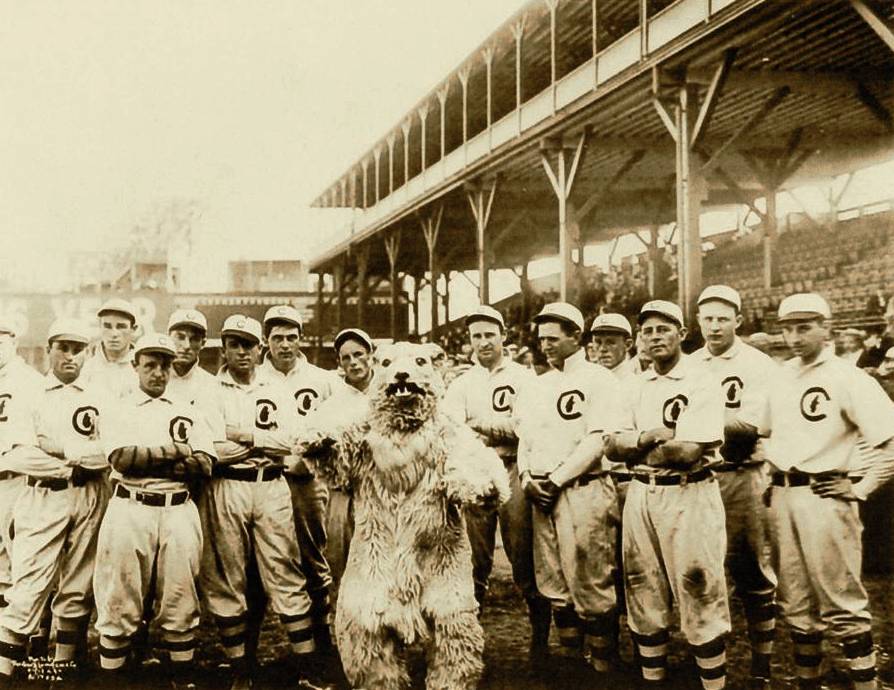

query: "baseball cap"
xmin=220 ymin=314 xmax=262 ymax=344
xmin=777 ymin=293 xmax=831 ymax=322
xmin=884 ymin=346 xmax=894 ymax=360
xmin=97 ymin=298 xmax=137 ymax=324
xmin=334 ymin=328 xmax=374 ymax=353
xmin=698 ymin=285 xmax=742 ymax=311
xmin=748 ymin=332 xmax=771 ymax=347
xmin=839 ymin=327 xmax=864 ymax=338
xmin=589 ymin=313 xmax=632 ymax=337
xmin=263 ymin=305 xmax=303 ymax=332
xmin=465 ymin=305 xmax=505 ymax=330
xmin=133 ymin=333 xmax=176 ymax=359
xmin=47 ymin=318 xmax=90 ymax=345
xmin=533 ymin=302 xmax=584 ymax=332
xmin=167 ymin=309 xmax=208 ymax=334
xmin=638 ymin=300 xmax=685 ymax=327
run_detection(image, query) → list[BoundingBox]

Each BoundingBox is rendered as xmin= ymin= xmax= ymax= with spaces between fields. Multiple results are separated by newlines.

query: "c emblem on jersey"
xmin=492 ymin=385 xmax=515 ymax=413
xmin=662 ymin=394 xmax=689 ymax=429
xmin=800 ymin=386 xmax=831 ymax=422
xmin=294 ymin=388 xmax=320 ymax=417
xmin=256 ymin=399 xmax=278 ymax=429
xmin=556 ymin=390 xmax=585 ymax=420
xmin=722 ymin=376 xmax=744 ymax=409
xmin=169 ymin=416 xmax=194 ymax=443
xmin=71 ymin=406 xmax=99 ymax=437
xmin=0 ymin=393 xmax=10 ymax=422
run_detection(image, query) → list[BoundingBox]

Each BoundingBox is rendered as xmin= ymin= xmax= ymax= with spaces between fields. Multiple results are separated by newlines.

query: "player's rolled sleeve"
xmin=846 ymin=370 xmax=894 ymax=449
xmin=673 ymin=375 xmax=724 ymax=445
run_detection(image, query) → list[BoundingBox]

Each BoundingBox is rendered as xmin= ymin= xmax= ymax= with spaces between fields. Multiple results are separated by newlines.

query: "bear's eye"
xmin=381 ymin=359 xmax=392 ymax=368
xmin=415 ymin=357 xmax=427 ymax=366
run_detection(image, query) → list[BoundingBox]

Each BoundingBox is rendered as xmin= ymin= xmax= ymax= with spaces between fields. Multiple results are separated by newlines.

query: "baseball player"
xmin=93 ymin=333 xmax=215 ymax=688
xmin=515 ymin=303 xmax=621 ymax=673
xmin=604 ymin=300 xmax=729 ymax=690
xmin=312 ymin=328 xmax=376 ymax=602
xmin=257 ymin=305 xmax=337 ymax=651
xmin=0 ymin=317 xmax=43 ymax=616
xmin=166 ymin=309 xmax=218 ymax=406
xmin=442 ymin=306 xmax=551 ymax=668
xmin=200 ymin=315 xmax=323 ymax=690
xmin=0 ymin=319 xmax=108 ymax=683
xmin=693 ymin=285 xmax=778 ymax=688
xmin=80 ymin=298 xmax=138 ymax=399
xmin=758 ymin=294 xmax=894 ymax=690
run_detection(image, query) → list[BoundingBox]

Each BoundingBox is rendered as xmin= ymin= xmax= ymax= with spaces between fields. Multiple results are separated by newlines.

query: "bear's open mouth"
xmin=385 ymin=380 xmax=426 ymax=398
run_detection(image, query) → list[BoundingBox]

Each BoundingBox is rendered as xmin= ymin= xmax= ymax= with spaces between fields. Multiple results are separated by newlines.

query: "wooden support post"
xmin=437 ymin=84 xmax=449 ymax=161
xmin=540 ymin=130 xmax=588 ymax=302
xmin=421 ymin=206 xmax=444 ymax=339
xmin=315 ymin=271 xmax=325 ymax=363
xmin=850 ymin=0 xmax=894 ymax=54
xmin=361 ymin=158 xmax=369 ymax=208
xmin=545 ymin=0 xmax=558 ymax=111
xmin=511 ymin=18 xmax=525 ymax=128
xmin=387 ymin=134 xmax=396 ymax=195
xmin=418 ymin=104 xmax=429 ymax=171
xmin=466 ymin=178 xmax=498 ymax=304
xmin=458 ymin=67 xmax=470 ymax=145
xmin=413 ymin=274 xmax=421 ymax=336
xmin=401 ymin=120 xmax=411 ymax=184
xmin=383 ymin=231 xmax=401 ymax=342
xmin=483 ymin=45 xmax=495 ymax=146
xmin=443 ymin=271 xmax=451 ymax=324
xmin=373 ymin=147 xmax=382 ymax=204
xmin=334 ymin=261 xmax=345 ymax=332
xmin=356 ymin=244 xmax=369 ymax=329
xmin=763 ymin=189 xmax=777 ymax=290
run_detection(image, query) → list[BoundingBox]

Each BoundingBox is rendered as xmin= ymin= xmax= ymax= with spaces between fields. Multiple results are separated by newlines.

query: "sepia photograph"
xmin=2 ymin=1 xmax=894 ymax=688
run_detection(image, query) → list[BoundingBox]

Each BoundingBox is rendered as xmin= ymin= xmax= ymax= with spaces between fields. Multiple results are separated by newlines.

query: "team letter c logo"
xmin=662 ymin=394 xmax=689 ymax=429
xmin=800 ymin=386 xmax=831 ymax=422
xmin=72 ymin=406 xmax=99 ymax=437
xmin=256 ymin=399 xmax=278 ymax=429
xmin=492 ymin=385 xmax=515 ymax=413
xmin=556 ymin=390 xmax=585 ymax=420
xmin=169 ymin=416 xmax=194 ymax=443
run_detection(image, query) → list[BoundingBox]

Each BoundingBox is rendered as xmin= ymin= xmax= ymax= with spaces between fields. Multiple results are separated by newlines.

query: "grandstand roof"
xmin=309 ymin=0 xmax=894 ymax=279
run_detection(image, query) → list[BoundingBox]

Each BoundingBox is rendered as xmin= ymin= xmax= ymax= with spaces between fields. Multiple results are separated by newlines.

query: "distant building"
xmin=228 ymin=260 xmax=308 ymax=292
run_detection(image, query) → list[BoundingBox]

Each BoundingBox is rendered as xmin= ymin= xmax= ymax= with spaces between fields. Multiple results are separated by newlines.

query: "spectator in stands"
xmin=837 ymin=327 xmax=867 ymax=366
xmin=866 ymin=287 xmax=889 ymax=317
xmin=747 ymin=332 xmax=773 ymax=356
xmin=870 ymin=347 xmax=894 ymax=400
xmin=859 ymin=309 xmax=894 ymax=370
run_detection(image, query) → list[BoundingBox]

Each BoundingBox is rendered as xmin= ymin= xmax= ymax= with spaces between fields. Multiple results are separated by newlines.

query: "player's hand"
xmin=525 ymin=478 xmax=560 ymax=512
xmin=38 ymin=434 xmax=65 ymax=459
xmin=640 ymin=428 xmax=673 ymax=448
xmin=644 ymin=445 xmax=668 ymax=468
xmin=226 ymin=425 xmax=252 ymax=445
xmin=811 ymin=476 xmax=860 ymax=502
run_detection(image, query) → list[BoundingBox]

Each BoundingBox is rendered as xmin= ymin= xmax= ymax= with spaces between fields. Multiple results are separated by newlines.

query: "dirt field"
xmin=62 ymin=543 xmax=894 ymax=689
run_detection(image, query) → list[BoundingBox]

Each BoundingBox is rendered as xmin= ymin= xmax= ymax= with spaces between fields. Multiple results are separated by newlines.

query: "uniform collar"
xmin=474 ymin=356 xmax=509 ymax=377
xmin=698 ymin=337 xmax=741 ymax=361
xmin=132 ymin=389 xmax=173 ymax=406
xmin=97 ymin=344 xmax=133 ymax=366
xmin=610 ymin=356 xmax=631 ymax=374
xmin=217 ymin=366 xmax=258 ymax=389
xmin=554 ymin=349 xmax=587 ymax=374
xmin=44 ymin=372 xmax=85 ymax=392
xmin=644 ymin=353 xmax=688 ymax=381
xmin=261 ymin=351 xmax=309 ymax=379
xmin=790 ymin=344 xmax=836 ymax=375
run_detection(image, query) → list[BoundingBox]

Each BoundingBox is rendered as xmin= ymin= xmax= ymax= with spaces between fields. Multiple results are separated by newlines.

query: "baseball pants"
xmin=93 ymin=491 xmax=203 ymax=670
xmin=717 ymin=466 xmax=776 ymax=678
xmin=0 ymin=477 xmax=24 ymax=603
xmin=200 ymin=476 xmax=315 ymax=661
xmin=286 ymin=474 xmax=332 ymax=640
xmin=532 ymin=475 xmax=618 ymax=667
xmin=623 ymin=476 xmax=730 ymax=689
xmin=768 ymin=483 xmax=877 ymax=688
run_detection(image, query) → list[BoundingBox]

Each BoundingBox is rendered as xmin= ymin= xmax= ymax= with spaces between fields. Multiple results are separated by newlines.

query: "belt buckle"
xmin=648 ymin=473 xmax=657 ymax=493
xmin=256 ymin=467 xmax=265 ymax=483
xmin=165 ymin=492 xmax=174 ymax=507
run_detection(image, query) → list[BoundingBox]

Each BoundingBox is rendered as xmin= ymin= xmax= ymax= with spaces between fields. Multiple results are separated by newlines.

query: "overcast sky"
xmin=0 ymin=0 xmax=524 ymax=290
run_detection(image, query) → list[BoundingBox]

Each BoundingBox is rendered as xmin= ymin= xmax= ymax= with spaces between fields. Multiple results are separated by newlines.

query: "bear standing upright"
xmin=302 ymin=342 xmax=510 ymax=690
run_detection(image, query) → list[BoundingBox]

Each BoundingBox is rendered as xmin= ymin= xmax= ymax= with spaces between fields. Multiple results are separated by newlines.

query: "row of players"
xmin=0 ymin=301 xmax=365 ymax=689
xmin=0 ymin=286 xmax=892 ymax=690
xmin=444 ymin=287 xmax=894 ymax=690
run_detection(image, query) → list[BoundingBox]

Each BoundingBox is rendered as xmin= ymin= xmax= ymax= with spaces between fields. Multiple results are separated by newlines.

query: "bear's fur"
xmin=302 ymin=342 xmax=510 ymax=690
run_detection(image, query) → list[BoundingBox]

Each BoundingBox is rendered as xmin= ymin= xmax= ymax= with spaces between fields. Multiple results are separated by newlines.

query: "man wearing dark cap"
xmin=604 ymin=300 xmax=730 ymax=690
xmin=443 ymin=306 xmax=551 ymax=669
xmin=515 ymin=303 xmax=622 ymax=674
xmin=693 ymin=285 xmax=779 ymax=688
xmin=81 ymin=298 xmax=138 ymax=398
xmin=258 ymin=305 xmax=338 ymax=653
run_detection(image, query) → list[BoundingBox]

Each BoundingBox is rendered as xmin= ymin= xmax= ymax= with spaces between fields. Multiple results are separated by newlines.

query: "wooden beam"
xmin=856 ymin=81 xmax=894 ymax=133
xmin=714 ymin=166 xmax=766 ymax=221
xmin=691 ymin=48 xmax=737 ymax=149
xmin=383 ymin=230 xmax=401 ymax=341
xmin=577 ymin=149 xmax=646 ymax=221
xmin=850 ymin=0 xmax=894 ymax=54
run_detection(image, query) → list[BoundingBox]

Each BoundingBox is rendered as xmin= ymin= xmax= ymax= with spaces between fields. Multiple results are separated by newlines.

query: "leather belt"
xmin=632 ymin=468 xmax=713 ymax=486
xmin=770 ymin=471 xmax=854 ymax=487
xmin=114 ymin=484 xmax=189 ymax=507
xmin=0 ymin=472 xmax=16 ymax=482
xmin=215 ymin=465 xmax=283 ymax=482
xmin=573 ymin=472 xmax=606 ymax=488
xmin=714 ymin=462 xmax=763 ymax=473
xmin=26 ymin=476 xmax=69 ymax=491
xmin=610 ymin=470 xmax=632 ymax=484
